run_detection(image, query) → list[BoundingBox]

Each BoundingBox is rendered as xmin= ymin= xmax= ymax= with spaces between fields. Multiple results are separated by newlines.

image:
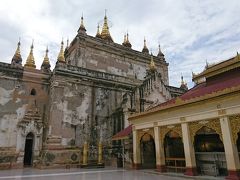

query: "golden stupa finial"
xmin=149 ymin=53 xmax=156 ymax=71
xmin=100 ymin=10 xmax=113 ymax=42
xmin=12 ymin=38 xmax=22 ymax=64
xmin=24 ymin=40 xmax=36 ymax=68
xmin=142 ymin=37 xmax=149 ymax=54
xmin=57 ymin=39 xmax=65 ymax=63
xmin=96 ymin=23 xmax=101 ymax=38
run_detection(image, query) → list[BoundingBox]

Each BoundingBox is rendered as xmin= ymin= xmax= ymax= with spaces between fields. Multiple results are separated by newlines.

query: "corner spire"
xmin=142 ymin=37 xmax=149 ymax=54
xmin=78 ymin=14 xmax=86 ymax=34
xmin=96 ymin=23 xmax=101 ymax=38
xmin=122 ymin=34 xmax=127 ymax=45
xmin=100 ymin=11 xmax=113 ymax=42
xmin=157 ymin=44 xmax=164 ymax=57
xmin=123 ymin=32 xmax=132 ymax=48
xmin=41 ymin=46 xmax=51 ymax=71
xmin=11 ymin=39 xmax=22 ymax=65
xmin=57 ymin=40 xmax=65 ymax=63
xmin=24 ymin=41 xmax=36 ymax=68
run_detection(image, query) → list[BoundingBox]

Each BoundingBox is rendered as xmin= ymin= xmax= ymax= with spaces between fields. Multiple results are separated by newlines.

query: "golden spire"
xmin=100 ymin=10 xmax=113 ymax=42
xmin=96 ymin=23 xmax=101 ymax=38
xmin=24 ymin=41 xmax=36 ymax=68
xmin=149 ymin=53 xmax=156 ymax=71
xmin=78 ymin=14 xmax=86 ymax=34
xmin=142 ymin=37 xmax=149 ymax=54
xmin=12 ymin=39 xmax=22 ymax=64
xmin=57 ymin=40 xmax=65 ymax=63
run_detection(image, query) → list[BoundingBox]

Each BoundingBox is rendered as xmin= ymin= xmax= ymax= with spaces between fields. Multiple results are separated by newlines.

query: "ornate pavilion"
xmin=128 ymin=53 xmax=240 ymax=179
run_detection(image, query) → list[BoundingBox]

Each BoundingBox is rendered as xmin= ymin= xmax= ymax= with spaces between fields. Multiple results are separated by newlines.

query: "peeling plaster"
xmin=16 ymin=104 xmax=28 ymax=121
xmin=0 ymin=87 xmax=14 ymax=105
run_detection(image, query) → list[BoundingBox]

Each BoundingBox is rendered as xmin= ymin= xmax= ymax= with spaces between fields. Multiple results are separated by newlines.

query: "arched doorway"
xmin=164 ymin=131 xmax=185 ymax=172
xmin=23 ymin=132 xmax=34 ymax=166
xmin=194 ymin=126 xmax=227 ymax=176
xmin=140 ymin=133 xmax=156 ymax=169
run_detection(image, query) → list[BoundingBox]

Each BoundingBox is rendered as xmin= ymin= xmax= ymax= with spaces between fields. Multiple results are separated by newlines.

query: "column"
xmin=133 ymin=129 xmax=141 ymax=169
xmin=82 ymin=141 xmax=88 ymax=166
xmin=181 ymin=123 xmax=197 ymax=176
xmin=154 ymin=126 xmax=166 ymax=172
xmin=220 ymin=116 xmax=240 ymax=179
xmin=97 ymin=142 xmax=103 ymax=165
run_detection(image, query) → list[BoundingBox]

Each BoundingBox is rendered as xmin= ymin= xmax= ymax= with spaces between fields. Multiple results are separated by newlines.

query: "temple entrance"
xmin=23 ymin=133 xmax=34 ymax=166
xmin=140 ymin=133 xmax=156 ymax=169
xmin=164 ymin=131 xmax=185 ymax=173
xmin=194 ymin=126 xmax=227 ymax=176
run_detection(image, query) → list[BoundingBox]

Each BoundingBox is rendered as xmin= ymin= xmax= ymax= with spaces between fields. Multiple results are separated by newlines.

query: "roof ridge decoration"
xmin=24 ymin=41 xmax=36 ymax=68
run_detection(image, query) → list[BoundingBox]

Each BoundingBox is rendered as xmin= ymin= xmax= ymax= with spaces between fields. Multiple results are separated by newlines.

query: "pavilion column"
xmin=181 ymin=123 xmax=198 ymax=176
xmin=154 ymin=126 xmax=166 ymax=172
xmin=220 ymin=116 xmax=240 ymax=180
xmin=133 ymin=129 xmax=141 ymax=169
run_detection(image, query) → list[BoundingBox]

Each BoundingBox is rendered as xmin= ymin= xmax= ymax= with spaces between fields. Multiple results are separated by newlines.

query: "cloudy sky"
xmin=0 ymin=0 xmax=240 ymax=87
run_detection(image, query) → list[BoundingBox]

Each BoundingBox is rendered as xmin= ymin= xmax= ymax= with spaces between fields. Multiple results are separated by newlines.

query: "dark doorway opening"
xmin=140 ymin=133 xmax=156 ymax=169
xmin=194 ymin=126 xmax=227 ymax=176
xmin=23 ymin=133 xmax=34 ymax=166
xmin=237 ymin=132 xmax=240 ymax=161
xmin=164 ymin=131 xmax=185 ymax=173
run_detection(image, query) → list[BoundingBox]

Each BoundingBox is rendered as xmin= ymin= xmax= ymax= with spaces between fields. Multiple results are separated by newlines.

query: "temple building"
xmin=0 ymin=13 xmax=185 ymax=169
xmin=129 ymin=54 xmax=240 ymax=179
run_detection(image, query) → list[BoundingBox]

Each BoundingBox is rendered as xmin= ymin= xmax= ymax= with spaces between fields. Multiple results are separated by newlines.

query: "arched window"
xmin=30 ymin=89 xmax=36 ymax=96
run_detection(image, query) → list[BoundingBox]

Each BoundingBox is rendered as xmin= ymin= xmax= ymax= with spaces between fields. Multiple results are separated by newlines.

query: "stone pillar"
xmin=220 ymin=116 xmax=240 ymax=180
xmin=82 ymin=142 xmax=88 ymax=166
xmin=98 ymin=142 xmax=103 ymax=165
xmin=154 ymin=126 xmax=166 ymax=172
xmin=181 ymin=123 xmax=197 ymax=176
xmin=133 ymin=129 xmax=141 ymax=169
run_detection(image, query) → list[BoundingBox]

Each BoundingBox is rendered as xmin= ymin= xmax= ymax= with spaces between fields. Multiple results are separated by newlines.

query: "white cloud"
xmin=0 ymin=0 xmax=240 ymax=88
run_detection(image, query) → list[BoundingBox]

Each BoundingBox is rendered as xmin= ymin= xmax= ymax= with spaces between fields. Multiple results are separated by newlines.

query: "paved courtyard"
xmin=0 ymin=167 xmax=223 ymax=180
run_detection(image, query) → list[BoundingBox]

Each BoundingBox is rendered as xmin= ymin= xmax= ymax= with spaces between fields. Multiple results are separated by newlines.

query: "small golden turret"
xmin=149 ymin=53 xmax=156 ymax=72
xmin=24 ymin=42 xmax=36 ymax=68
xmin=57 ymin=40 xmax=65 ymax=63
xmin=78 ymin=15 xmax=86 ymax=34
xmin=12 ymin=40 xmax=22 ymax=65
xmin=100 ymin=10 xmax=113 ymax=42
xmin=142 ymin=38 xmax=149 ymax=54
xmin=41 ymin=46 xmax=51 ymax=71
xmin=96 ymin=23 xmax=101 ymax=38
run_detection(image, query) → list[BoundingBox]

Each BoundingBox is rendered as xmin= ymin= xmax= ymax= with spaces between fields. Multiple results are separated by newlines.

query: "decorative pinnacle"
xmin=142 ymin=37 xmax=149 ymax=54
xmin=96 ymin=23 xmax=101 ymax=38
xmin=12 ymin=38 xmax=22 ymax=64
xmin=57 ymin=40 xmax=65 ymax=63
xmin=24 ymin=40 xmax=36 ymax=68
xmin=157 ymin=44 xmax=164 ymax=57
xmin=100 ymin=10 xmax=113 ymax=42
xmin=43 ymin=46 xmax=50 ymax=64
xmin=149 ymin=53 xmax=156 ymax=71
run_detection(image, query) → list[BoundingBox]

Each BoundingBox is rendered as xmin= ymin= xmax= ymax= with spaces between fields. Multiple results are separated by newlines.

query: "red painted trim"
xmin=184 ymin=167 xmax=198 ymax=176
xmin=226 ymin=170 xmax=240 ymax=180
xmin=156 ymin=165 xmax=166 ymax=172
